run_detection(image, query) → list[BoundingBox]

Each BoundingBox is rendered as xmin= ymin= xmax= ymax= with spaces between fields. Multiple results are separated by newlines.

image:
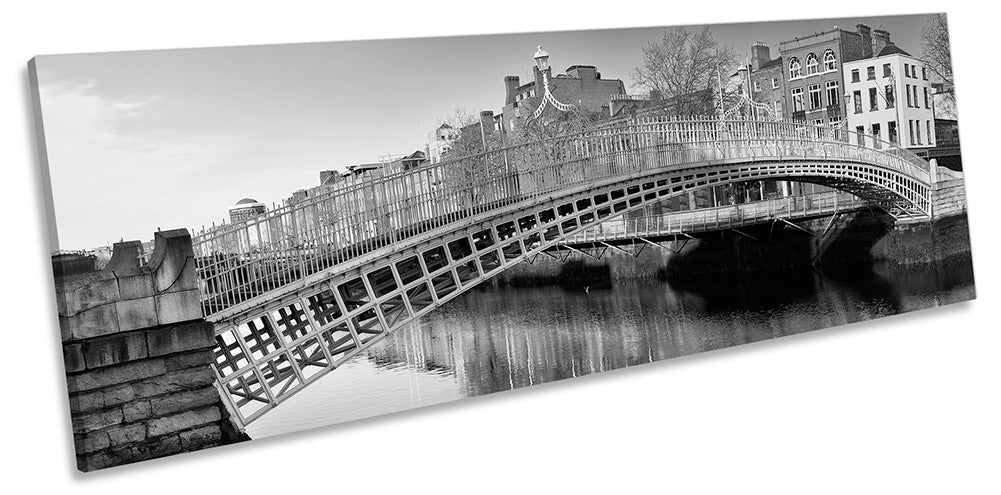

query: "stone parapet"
xmin=53 ymin=229 xmax=246 ymax=472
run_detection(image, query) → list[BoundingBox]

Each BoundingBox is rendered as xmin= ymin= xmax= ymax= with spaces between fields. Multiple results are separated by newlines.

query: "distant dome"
xmin=234 ymin=197 xmax=259 ymax=205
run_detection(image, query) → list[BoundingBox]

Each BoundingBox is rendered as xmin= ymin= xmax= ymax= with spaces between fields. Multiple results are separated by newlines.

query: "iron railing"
xmin=191 ymin=116 xmax=930 ymax=320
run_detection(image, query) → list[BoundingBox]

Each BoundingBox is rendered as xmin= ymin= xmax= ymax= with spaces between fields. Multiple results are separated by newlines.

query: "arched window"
xmin=789 ymin=57 xmax=802 ymax=79
xmin=806 ymin=53 xmax=819 ymax=74
xmin=823 ymin=50 xmax=836 ymax=71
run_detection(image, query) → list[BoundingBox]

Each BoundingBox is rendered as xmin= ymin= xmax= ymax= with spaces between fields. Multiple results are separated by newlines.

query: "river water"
xmin=247 ymin=257 xmax=975 ymax=439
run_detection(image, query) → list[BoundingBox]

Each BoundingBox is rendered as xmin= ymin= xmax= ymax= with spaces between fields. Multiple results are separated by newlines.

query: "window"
xmin=789 ymin=57 xmax=802 ymax=78
xmin=772 ymin=77 xmax=779 ymax=89
xmin=825 ymin=81 xmax=839 ymax=108
xmin=853 ymin=90 xmax=862 ymax=114
xmin=869 ymin=87 xmax=879 ymax=111
xmin=916 ymin=119 xmax=922 ymax=144
xmin=809 ymin=84 xmax=822 ymax=109
xmin=904 ymin=64 xmax=910 ymax=78
xmin=773 ymin=100 xmax=782 ymax=119
xmin=856 ymin=126 xmax=865 ymax=146
xmin=867 ymin=66 xmax=876 ymax=80
xmin=888 ymin=121 xmax=897 ymax=144
xmin=823 ymin=50 xmax=836 ymax=71
xmin=906 ymin=84 xmax=912 ymax=107
xmin=792 ymin=87 xmax=804 ymax=112
xmin=806 ymin=53 xmax=819 ymax=74
xmin=529 ymin=89 xmax=535 ymax=97
xmin=883 ymin=63 xmax=891 ymax=77
xmin=814 ymin=119 xmax=824 ymax=138
xmin=912 ymin=65 xmax=918 ymax=78
xmin=872 ymin=123 xmax=882 ymax=149
xmin=927 ymin=120 xmax=933 ymax=144
xmin=909 ymin=120 xmax=915 ymax=145
xmin=885 ymin=85 xmax=895 ymax=108
xmin=753 ymin=80 xmax=760 ymax=92
xmin=851 ymin=69 xmax=860 ymax=83
xmin=922 ymin=67 xmax=928 ymax=80
xmin=923 ymin=87 xmax=930 ymax=108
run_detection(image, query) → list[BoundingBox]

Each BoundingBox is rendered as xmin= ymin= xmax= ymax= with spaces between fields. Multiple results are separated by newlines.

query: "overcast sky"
xmin=34 ymin=13 xmax=936 ymax=250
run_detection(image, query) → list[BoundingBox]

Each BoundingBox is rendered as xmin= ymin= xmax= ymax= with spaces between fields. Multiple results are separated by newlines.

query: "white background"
xmin=1 ymin=1 xmax=998 ymax=493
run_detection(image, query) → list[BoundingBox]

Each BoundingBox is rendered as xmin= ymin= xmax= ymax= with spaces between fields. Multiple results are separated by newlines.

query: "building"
xmin=779 ymin=23 xmax=876 ymax=126
xmin=748 ymin=42 xmax=787 ymax=120
xmin=500 ymin=64 xmax=625 ymax=133
xmin=427 ymin=123 xmax=461 ymax=163
xmin=228 ymin=198 xmax=266 ymax=224
xmin=843 ymin=38 xmax=936 ymax=150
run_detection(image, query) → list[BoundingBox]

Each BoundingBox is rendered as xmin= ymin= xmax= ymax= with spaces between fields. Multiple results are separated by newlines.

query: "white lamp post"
xmin=529 ymin=45 xmax=579 ymax=120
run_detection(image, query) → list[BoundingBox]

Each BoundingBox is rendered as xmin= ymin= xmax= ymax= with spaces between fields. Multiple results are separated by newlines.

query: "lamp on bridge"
xmin=534 ymin=45 xmax=550 ymax=72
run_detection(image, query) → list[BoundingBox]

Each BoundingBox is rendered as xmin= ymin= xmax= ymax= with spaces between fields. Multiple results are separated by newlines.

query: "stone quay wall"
xmin=55 ymin=229 xmax=245 ymax=472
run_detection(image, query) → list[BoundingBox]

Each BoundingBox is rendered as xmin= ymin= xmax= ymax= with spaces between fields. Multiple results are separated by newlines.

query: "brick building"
xmin=500 ymin=64 xmax=625 ymax=133
xmin=748 ymin=41 xmax=787 ymax=120
xmin=779 ymin=24 xmax=875 ymax=126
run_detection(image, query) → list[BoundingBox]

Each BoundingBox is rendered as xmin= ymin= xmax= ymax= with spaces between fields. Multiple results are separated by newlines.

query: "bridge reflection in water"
xmin=246 ymin=258 xmax=974 ymax=438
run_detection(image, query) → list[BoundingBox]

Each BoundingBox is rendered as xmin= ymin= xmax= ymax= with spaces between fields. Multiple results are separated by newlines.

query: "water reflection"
xmin=248 ymin=257 xmax=974 ymax=439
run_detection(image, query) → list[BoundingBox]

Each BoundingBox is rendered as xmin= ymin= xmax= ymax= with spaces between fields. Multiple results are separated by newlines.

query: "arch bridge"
xmin=191 ymin=115 xmax=932 ymax=427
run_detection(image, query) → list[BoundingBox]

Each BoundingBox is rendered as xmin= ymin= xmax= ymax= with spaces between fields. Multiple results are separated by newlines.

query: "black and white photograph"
xmin=7 ymin=3 xmax=996 ymax=490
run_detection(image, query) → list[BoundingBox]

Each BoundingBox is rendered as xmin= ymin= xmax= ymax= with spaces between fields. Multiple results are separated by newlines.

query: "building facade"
xmin=748 ymin=42 xmax=787 ymax=121
xmin=500 ymin=64 xmax=625 ymax=133
xmin=228 ymin=198 xmax=266 ymax=224
xmin=843 ymin=46 xmax=936 ymax=150
xmin=779 ymin=24 xmax=874 ymax=127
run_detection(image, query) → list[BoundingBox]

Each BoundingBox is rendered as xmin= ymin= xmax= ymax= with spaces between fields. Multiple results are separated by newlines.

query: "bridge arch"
xmin=194 ymin=116 xmax=932 ymax=426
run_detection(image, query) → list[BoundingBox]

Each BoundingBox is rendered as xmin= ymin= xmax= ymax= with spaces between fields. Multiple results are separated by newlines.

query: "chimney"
xmin=750 ymin=41 xmax=771 ymax=71
xmin=872 ymin=29 xmax=891 ymax=56
xmin=856 ymin=23 xmax=873 ymax=58
xmin=504 ymin=76 xmax=520 ymax=106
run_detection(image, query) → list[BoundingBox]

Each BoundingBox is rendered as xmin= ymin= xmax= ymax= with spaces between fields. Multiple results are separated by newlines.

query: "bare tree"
xmin=631 ymin=27 xmax=738 ymax=116
xmin=921 ymin=14 xmax=956 ymax=118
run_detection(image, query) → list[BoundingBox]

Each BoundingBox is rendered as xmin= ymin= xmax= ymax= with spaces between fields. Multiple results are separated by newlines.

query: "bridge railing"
xmin=192 ymin=116 xmax=929 ymax=319
xmin=561 ymin=191 xmax=861 ymax=243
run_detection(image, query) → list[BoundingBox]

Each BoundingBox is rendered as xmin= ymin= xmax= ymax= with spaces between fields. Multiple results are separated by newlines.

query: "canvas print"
xmin=31 ymin=13 xmax=974 ymax=471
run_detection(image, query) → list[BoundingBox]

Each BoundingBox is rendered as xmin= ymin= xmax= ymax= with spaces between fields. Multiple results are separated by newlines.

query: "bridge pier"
xmin=54 ymin=229 xmax=246 ymax=472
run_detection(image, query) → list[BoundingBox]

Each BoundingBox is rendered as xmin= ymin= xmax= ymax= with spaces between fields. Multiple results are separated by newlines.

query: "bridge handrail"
xmin=191 ymin=115 xmax=930 ymax=319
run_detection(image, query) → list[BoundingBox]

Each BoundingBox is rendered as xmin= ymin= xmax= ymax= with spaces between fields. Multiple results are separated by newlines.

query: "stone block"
xmin=116 ymin=272 xmax=154 ymax=300
xmin=63 ymin=302 xmax=120 ymax=340
xmin=61 ymin=275 xmax=120 ymax=317
xmin=150 ymin=387 xmax=222 ymax=417
xmin=179 ymin=425 xmax=221 ymax=450
xmin=154 ymin=289 xmax=202 ymax=326
xmin=165 ymin=349 xmax=214 ymax=371
xmin=133 ymin=367 xmax=217 ymax=399
xmin=72 ymin=408 xmax=123 ymax=435
xmin=123 ymin=400 xmax=151 ymax=423
xmin=78 ymin=452 xmax=117 ymax=472
xmin=82 ymin=331 xmax=149 ymax=369
xmin=107 ymin=423 xmax=146 ymax=446
xmin=74 ymin=431 xmax=110 ymax=454
xmin=66 ymin=358 xmax=167 ymax=393
xmin=129 ymin=434 xmax=181 ymax=463
xmin=148 ymin=229 xmax=197 ymax=294
xmin=147 ymin=320 xmax=214 ymax=357
xmin=102 ymin=384 xmax=136 ymax=407
xmin=63 ymin=343 xmax=85 ymax=373
xmin=69 ymin=391 xmax=104 ymax=413
xmin=146 ymin=406 xmax=221 ymax=437
xmin=115 ymin=297 xmax=158 ymax=332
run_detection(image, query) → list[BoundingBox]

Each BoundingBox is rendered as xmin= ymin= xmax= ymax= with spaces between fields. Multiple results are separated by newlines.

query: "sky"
xmin=33 ymin=13 xmax=937 ymax=250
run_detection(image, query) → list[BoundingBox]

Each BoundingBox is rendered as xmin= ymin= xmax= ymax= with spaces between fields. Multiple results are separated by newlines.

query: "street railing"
xmin=192 ymin=115 xmax=930 ymax=320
